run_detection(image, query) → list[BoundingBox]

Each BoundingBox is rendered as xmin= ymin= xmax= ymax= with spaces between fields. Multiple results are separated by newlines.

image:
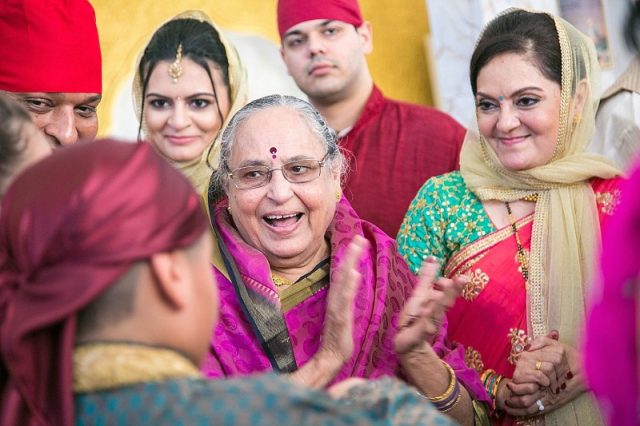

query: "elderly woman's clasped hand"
xmin=497 ymin=331 xmax=584 ymax=417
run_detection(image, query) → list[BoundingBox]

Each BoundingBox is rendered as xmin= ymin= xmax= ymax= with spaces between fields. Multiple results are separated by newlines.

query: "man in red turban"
xmin=0 ymin=0 xmax=102 ymax=147
xmin=0 ymin=140 xmax=456 ymax=425
xmin=277 ymin=0 xmax=464 ymax=237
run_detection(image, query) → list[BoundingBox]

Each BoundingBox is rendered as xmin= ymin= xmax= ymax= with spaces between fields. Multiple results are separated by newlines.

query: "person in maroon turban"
xmin=277 ymin=0 xmax=464 ymax=238
xmin=0 ymin=140 xmax=456 ymax=426
xmin=0 ymin=0 xmax=102 ymax=146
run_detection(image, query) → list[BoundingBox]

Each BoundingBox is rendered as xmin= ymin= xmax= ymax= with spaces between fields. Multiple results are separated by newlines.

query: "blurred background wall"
xmin=426 ymin=0 xmax=636 ymax=127
xmin=93 ymin=0 xmax=634 ymax=138
xmin=92 ymin=0 xmax=433 ymax=138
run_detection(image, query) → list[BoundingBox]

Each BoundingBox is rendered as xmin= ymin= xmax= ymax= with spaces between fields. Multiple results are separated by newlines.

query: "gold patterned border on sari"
xmin=444 ymin=214 xmax=534 ymax=278
xmin=280 ymin=263 xmax=330 ymax=313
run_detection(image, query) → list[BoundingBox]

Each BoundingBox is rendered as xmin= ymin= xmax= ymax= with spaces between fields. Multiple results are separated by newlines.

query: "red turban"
xmin=0 ymin=140 xmax=207 ymax=425
xmin=277 ymin=0 xmax=363 ymax=39
xmin=0 ymin=0 xmax=102 ymax=93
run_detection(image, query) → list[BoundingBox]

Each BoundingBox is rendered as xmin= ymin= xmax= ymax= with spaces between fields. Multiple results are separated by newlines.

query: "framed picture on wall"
xmin=558 ymin=0 xmax=613 ymax=68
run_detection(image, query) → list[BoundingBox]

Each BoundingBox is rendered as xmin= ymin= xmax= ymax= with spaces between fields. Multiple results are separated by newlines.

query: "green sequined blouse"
xmin=397 ymin=172 xmax=496 ymax=275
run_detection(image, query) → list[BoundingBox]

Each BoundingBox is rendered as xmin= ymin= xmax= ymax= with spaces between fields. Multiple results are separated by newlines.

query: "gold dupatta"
xmin=132 ymin=10 xmax=248 ymax=198
xmin=460 ymin=9 xmax=620 ymax=425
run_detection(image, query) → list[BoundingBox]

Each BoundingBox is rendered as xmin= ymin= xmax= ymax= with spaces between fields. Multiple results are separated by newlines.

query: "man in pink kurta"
xmin=277 ymin=0 xmax=464 ymax=237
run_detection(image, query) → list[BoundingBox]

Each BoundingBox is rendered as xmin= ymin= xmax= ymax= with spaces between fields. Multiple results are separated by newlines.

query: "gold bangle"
xmin=440 ymin=389 xmax=462 ymax=413
xmin=426 ymin=361 xmax=457 ymax=402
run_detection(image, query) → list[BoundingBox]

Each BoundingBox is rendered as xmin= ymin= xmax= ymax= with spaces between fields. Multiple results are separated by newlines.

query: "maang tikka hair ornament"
xmin=168 ymin=43 xmax=183 ymax=83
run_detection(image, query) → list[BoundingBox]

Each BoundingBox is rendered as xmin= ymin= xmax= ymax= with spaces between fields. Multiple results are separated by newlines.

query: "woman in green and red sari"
xmin=398 ymin=8 xmax=622 ymax=425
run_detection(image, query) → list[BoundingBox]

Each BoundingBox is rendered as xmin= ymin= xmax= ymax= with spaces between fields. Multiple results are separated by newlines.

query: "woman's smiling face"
xmin=475 ymin=52 xmax=561 ymax=171
xmin=143 ymin=57 xmax=230 ymax=162
xmin=225 ymin=106 xmax=340 ymax=270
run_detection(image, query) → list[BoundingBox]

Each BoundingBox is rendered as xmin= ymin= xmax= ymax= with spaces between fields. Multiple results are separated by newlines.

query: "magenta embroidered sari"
xmin=203 ymin=197 xmax=487 ymax=401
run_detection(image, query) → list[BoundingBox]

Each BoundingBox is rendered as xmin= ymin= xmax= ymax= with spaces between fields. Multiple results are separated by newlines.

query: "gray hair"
xmin=209 ymin=94 xmax=345 ymax=202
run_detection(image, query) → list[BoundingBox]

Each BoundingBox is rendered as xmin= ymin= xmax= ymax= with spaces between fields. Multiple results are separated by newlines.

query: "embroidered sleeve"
xmin=397 ymin=174 xmax=453 ymax=276
xmin=397 ymin=172 xmax=495 ymax=277
xmin=592 ymin=176 xmax=623 ymax=219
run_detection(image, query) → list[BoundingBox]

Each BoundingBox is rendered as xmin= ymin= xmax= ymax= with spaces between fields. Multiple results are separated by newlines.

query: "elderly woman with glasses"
xmin=204 ymin=94 xmax=491 ymax=425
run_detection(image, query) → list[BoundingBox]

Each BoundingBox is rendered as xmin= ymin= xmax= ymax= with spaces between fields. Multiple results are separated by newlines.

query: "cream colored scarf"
xmin=460 ymin=10 xmax=620 ymax=425
xmin=132 ymin=10 xmax=248 ymax=198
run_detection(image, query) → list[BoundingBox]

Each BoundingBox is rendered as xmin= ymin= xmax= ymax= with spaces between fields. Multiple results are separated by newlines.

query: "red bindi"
xmin=269 ymin=147 xmax=277 ymax=159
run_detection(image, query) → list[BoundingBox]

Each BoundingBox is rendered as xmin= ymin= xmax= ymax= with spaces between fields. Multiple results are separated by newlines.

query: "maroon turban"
xmin=277 ymin=0 xmax=363 ymax=39
xmin=0 ymin=0 xmax=102 ymax=93
xmin=0 ymin=140 xmax=207 ymax=425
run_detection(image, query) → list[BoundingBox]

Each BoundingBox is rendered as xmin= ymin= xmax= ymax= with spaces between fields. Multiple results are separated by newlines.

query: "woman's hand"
xmin=289 ymin=235 xmax=368 ymax=389
xmin=498 ymin=377 xmax=544 ymax=417
xmin=503 ymin=331 xmax=585 ymax=416
xmin=394 ymin=258 xmax=466 ymax=354
xmin=318 ymin=235 xmax=368 ymax=364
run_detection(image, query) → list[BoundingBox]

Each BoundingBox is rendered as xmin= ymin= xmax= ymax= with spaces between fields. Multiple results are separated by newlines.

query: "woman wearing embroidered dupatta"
xmin=398 ymin=9 xmax=622 ymax=425
xmin=133 ymin=10 xmax=247 ymax=199
xmin=205 ymin=94 xmax=492 ymax=425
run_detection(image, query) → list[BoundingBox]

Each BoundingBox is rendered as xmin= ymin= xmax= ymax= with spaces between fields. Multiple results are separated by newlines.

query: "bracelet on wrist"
xmin=481 ymin=368 xmax=504 ymax=409
xmin=416 ymin=361 xmax=462 ymax=413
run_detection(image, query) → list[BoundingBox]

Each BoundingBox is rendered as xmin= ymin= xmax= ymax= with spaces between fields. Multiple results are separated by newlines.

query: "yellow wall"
xmin=92 ymin=0 xmax=432 ymax=136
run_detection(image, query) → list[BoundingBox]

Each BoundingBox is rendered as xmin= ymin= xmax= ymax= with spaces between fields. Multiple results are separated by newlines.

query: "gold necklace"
xmin=271 ymin=272 xmax=294 ymax=287
xmin=505 ymin=201 xmax=530 ymax=283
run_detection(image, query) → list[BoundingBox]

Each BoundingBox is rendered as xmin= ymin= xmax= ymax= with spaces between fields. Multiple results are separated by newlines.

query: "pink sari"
xmin=585 ymin=169 xmax=640 ymax=425
xmin=203 ymin=197 xmax=488 ymax=401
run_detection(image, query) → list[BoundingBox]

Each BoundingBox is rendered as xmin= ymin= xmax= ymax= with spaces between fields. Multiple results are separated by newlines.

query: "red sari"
xmin=443 ymin=178 xmax=621 ymax=424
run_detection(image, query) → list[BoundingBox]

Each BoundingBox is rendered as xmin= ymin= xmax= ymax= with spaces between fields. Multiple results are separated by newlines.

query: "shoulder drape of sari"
xmin=203 ymin=196 xmax=488 ymax=403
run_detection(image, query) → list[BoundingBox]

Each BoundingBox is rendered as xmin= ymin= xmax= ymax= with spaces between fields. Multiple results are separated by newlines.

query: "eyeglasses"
xmin=228 ymin=153 xmax=329 ymax=190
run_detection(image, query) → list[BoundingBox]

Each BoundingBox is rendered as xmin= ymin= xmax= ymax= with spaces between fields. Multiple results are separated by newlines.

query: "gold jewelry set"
xmin=271 ymin=272 xmax=294 ymax=287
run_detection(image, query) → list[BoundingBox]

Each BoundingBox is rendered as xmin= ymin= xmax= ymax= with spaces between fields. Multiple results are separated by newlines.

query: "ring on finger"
xmin=535 ymin=399 xmax=545 ymax=412
xmin=535 ymin=361 xmax=542 ymax=371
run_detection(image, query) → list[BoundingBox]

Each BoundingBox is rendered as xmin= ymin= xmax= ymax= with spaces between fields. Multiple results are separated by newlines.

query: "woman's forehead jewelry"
xmin=498 ymin=95 xmax=505 ymax=102
xmin=168 ymin=44 xmax=183 ymax=83
xmin=269 ymin=147 xmax=277 ymax=159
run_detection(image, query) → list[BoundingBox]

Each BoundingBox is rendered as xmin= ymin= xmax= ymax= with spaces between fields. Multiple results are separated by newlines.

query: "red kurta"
xmin=339 ymin=86 xmax=465 ymax=237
